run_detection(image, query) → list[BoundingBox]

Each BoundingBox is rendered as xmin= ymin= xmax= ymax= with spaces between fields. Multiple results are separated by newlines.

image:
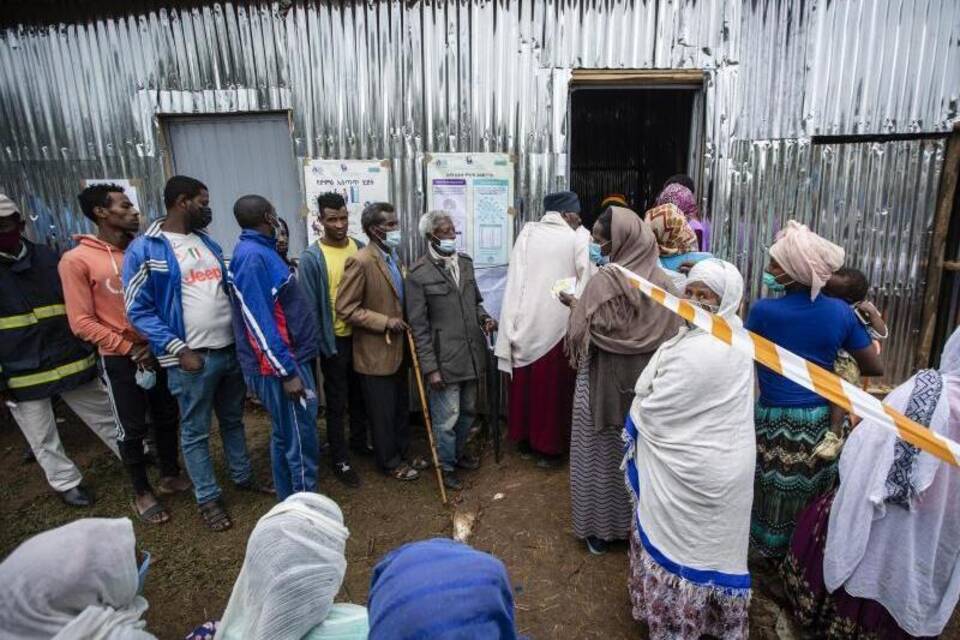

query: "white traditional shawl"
xmin=494 ymin=213 xmax=590 ymax=373
xmin=624 ymin=259 xmax=755 ymax=585
xmin=216 ymin=493 xmax=359 ymax=640
xmin=824 ymin=327 xmax=960 ymax=637
xmin=0 ymin=518 xmax=156 ymax=640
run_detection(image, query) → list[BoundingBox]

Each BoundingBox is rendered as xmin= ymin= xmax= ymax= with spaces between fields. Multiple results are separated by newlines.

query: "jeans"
xmin=428 ymin=380 xmax=478 ymax=471
xmin=9 ymin=378 xmax=120 ymax=491
xmin=100 ymin=355 xmax=180 ymax=494
xmin=319 ymin=336 xmax=368 ymax=464
xmin=246 ymin=362 xmax=320 ymax=501
xmin=166 ymin=346 xmax=253 ymax=504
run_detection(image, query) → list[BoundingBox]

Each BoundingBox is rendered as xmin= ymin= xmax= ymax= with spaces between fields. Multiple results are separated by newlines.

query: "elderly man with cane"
xmin=406 ymin=211 xmax=497 ymax=491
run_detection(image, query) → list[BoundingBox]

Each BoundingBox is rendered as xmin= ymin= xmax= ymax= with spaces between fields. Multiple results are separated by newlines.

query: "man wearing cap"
xmin=0 ymin=194 xmax=120 ymax=507
xmin=494 ymin=191 xmax=591 ymax=466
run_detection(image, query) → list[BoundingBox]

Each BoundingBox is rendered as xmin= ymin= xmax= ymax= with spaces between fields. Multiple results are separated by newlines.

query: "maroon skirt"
xmin=507 ymin=341 xmax=576 ymax=456
xmin=781 ymin=492 xmax=934 ymax=639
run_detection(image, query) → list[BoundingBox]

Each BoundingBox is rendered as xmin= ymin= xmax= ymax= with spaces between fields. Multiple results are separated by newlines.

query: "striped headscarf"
xmin=644 ymin=203 xmax=699 ymax=256
xmin=367 ymin=539 xmax=518 ymax=640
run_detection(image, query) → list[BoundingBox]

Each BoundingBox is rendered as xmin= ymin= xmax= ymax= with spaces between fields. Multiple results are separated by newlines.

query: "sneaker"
xmin=456 ymin=454 xmax=481 ymax=470
xmin=442 ymin=471 xmax=463 ymax=491
xmin=585 ymin=536 xmax=608 ymax=555
xmin=333 ymin=462 xmax=361 ymax=488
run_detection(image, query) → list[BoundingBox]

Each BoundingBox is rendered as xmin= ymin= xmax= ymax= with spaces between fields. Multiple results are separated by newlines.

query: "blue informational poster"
xmin=425 ymin=153 xmax=516 ymax=320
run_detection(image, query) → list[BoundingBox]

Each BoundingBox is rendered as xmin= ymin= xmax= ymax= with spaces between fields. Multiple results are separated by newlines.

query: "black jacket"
xmin=405 ymin=253 xmax=490 ymax=383
xmin=0 ymin=240 xmax=96 ymax=401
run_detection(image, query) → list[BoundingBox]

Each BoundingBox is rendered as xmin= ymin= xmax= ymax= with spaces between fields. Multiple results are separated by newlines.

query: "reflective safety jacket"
xmin=0 ymin=239 xmax=97 ymax=401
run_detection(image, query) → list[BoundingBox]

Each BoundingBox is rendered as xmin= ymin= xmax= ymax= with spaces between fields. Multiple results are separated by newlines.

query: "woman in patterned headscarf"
xmin=644 ymin=196 xmax=712 ymax=273
xmin=656 ymin=175 xmax=711 ymax=251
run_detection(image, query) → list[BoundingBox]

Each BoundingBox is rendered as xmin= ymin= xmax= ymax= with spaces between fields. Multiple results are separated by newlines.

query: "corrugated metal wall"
xmin=1 ymin=0 xmax=958 ymax=383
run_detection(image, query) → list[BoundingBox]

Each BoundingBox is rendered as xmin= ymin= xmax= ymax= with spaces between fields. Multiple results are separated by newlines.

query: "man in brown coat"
xmin=335 ymin=202 xmax=423 ymax=481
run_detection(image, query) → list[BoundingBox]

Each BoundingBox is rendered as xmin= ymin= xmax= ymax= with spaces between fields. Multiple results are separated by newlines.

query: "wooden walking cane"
xmin=406 ymin=329 xmax=448 ymax=505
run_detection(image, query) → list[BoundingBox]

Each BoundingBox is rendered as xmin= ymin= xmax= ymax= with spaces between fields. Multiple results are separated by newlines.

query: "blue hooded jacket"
xmin=228 ymin=229 xmax=319 ymax=378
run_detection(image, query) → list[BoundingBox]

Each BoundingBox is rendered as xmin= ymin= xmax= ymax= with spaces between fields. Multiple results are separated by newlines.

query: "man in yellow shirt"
xmin=298 ymin=193 xmax=368 ymax=487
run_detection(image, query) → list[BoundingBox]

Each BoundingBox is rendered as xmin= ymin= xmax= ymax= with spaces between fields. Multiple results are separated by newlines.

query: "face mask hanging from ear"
xmin=762 ymin=271 xmax=790 ymax=295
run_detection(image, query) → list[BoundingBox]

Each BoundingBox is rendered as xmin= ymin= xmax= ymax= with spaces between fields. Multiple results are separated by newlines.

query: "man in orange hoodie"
xmin=59 ymin=184 xmax=191 ymax=524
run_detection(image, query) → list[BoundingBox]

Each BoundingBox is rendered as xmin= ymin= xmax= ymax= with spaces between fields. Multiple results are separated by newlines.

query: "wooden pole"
xmin=917 ymin=122 xmax=960 ymax=369
xmin=406 ymin=330 xmax=448 ymax=506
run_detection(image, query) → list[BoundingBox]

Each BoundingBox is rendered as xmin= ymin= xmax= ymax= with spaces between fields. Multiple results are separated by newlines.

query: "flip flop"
xmin=133 ymin=499 xmax=170 ymax=525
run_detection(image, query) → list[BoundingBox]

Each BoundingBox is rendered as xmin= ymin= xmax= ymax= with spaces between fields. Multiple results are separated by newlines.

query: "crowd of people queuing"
xmin=0 ymin=168 xmax=957 ymax=639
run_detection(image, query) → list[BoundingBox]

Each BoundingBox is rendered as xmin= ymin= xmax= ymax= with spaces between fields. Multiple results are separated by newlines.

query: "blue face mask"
xmin=433 ymin=236 xmax=457 ymax=255
xmin=383 ymin=229 xmax=402 ymax=249
xmin=762 ymin=271 xmax=786 ymax=293
xmin=137 ymin=551 xmax=151 ymax=595
xmin=589 ymin=242 xmax=609 ymax=266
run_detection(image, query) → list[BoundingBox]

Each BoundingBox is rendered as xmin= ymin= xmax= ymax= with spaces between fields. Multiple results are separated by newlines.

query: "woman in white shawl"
xmin=781 ymin=326 xmax=960 ymax=639
xmin=0 ymin=517 xmax=156 ymax=639
xmin=623 ymin=258 xmax=755 ymax=640
xmin=191 ymin=492 xmax=367 ymax=640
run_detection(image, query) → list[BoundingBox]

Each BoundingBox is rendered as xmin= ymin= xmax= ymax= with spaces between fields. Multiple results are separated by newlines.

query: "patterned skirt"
xmin=569 ymin=350 xmax=633 ymax=541
xmin=750 ymin=404 xmax=837 ymax=559
xmin=629 ymin=524 xmax=751 ymax=640
xmin=781 ymin=492 xmax=932 ymax=639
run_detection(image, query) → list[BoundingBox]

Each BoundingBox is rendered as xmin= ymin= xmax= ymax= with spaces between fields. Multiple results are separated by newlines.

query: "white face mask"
xmin=135 ymin=367 xmax=156 ymax=390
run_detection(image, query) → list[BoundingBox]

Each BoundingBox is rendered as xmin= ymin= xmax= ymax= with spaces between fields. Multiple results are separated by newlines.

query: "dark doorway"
xmin=569 ymin=86 xmax=700 ymax=229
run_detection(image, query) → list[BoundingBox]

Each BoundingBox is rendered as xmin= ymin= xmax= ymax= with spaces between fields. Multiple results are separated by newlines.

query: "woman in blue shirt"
xmin=745 ymin=222 xmax=883 ymax=559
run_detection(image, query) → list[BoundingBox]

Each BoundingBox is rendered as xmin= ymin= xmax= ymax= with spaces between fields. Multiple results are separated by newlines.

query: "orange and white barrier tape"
xmin=610 ymin=263 xmax=960 ymax=467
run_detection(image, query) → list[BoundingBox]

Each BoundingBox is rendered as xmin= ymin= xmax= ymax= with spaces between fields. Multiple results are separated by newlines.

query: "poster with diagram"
xmin=425 ymin=153 xmax=515 ymax=267
xmin=426 ymin=153 xmax=515 ymax=320
xmin=303 ymin=159 xmax=392 ymax=245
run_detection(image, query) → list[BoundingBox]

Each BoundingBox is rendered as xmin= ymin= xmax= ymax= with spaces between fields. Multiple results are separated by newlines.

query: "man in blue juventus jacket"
xmin=228 ymin=194 xmax=321 ymax=501
xmin=123 ymin=176 xmax=268 ymax=532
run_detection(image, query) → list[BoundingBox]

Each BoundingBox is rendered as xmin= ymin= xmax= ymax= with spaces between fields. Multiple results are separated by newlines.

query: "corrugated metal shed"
xmin=1 ymin=0 xmax=958 ymax=383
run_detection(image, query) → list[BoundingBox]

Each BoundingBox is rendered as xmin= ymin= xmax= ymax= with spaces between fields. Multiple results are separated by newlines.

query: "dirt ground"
xmin=1 ymin=403 xmax=958 ymax=640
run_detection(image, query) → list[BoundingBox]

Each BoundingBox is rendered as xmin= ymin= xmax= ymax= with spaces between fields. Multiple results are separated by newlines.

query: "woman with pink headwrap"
xmin=745 ymin=221 xmax=884 ymax=559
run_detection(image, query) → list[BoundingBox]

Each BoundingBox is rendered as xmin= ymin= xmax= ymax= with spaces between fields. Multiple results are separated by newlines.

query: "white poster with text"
xmin=303 ymin=159 xmax=392 ymax=245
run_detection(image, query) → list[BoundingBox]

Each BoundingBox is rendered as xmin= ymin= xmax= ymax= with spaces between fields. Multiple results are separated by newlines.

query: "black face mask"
xmin=189 ymin=205 xmax=213 ymax=231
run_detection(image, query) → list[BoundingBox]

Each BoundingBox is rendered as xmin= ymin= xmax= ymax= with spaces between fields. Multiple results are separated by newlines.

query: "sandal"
xmin=156 ymin=475 xmax=192 ymax=495
xmin=391 ymin=463 xmax=420 ymax=481
xmin=198 ymin=498 xmax=233 ymax=532
xmin=133 ymin=498 xmax=170 ymax=525
xmin=408 ymin=456 xmax=430 ymax=471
